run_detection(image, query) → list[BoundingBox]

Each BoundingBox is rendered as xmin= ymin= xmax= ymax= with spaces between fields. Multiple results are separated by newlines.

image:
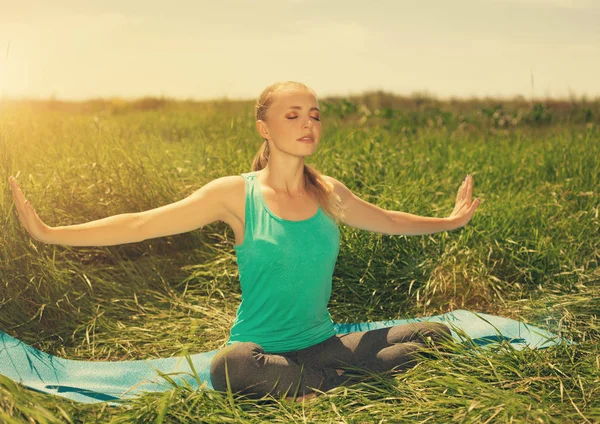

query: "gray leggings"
xmin=210 ymin=321 xmax=452 ymax=398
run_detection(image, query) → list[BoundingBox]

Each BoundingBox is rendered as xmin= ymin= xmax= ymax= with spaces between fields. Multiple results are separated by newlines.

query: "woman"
xmin=8 ymin=81 xmax=480 ymax=402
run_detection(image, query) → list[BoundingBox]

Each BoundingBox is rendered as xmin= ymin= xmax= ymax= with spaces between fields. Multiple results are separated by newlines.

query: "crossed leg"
xmin=302 ymin=321 xmax=453 ymax=377
xmin=290 ymin=321 xmax=453 ymax=401
xmin=209 ymin=322 xmax=453 ymax=402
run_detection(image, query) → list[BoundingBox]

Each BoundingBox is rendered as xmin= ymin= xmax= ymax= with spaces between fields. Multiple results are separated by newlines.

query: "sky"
xmin=0 ymin=0 xmax=599 ymax=101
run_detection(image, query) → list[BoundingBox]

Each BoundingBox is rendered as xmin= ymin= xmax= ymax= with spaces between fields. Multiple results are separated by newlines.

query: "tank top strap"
xmin=237 ymin=171 xmax=259 ymax=249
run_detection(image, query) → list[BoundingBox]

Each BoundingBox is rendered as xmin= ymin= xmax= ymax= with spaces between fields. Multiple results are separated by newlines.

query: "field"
xmin=1 ymin=93 xmax=599 ymax=422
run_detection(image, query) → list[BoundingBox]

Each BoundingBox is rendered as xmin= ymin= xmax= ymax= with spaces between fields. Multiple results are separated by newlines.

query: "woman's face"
xmin=258 ymin=88 xmax=322 ymax=154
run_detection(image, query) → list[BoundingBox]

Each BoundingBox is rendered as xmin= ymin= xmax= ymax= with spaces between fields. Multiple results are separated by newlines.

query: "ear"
xmin=256 ymin=120 xmax=269 ymax=140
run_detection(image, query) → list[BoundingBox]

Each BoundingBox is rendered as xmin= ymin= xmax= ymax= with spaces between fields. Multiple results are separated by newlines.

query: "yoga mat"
xmin=0 ymin=309 xmax=568 ymax=404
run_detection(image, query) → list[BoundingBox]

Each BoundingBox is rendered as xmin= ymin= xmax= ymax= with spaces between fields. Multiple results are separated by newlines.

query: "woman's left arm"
xmin=324 ymin=174 xmax=480 ymax=236
xmin=387 ymin=174 xmax=480 ymax=236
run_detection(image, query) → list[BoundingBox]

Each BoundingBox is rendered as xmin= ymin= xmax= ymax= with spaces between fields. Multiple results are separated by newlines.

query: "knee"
xmin=210 ymin=342 xmax=265 ymax=393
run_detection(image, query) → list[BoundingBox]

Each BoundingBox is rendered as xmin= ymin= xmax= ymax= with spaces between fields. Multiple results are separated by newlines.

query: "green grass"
xmin=0 ymin=94 xmax=598 ymax=423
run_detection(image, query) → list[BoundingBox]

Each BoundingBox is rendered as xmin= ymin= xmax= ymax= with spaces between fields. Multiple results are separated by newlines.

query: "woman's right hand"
xmin=8 ymin=175 xmax=51 ymax=242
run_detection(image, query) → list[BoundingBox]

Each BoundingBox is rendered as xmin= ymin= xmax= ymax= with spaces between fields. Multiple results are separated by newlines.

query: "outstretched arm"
xmin=9 ymin=175 xmax=143 ymax=246
xmin=324 ymin=174 xmax=481 ymax=236
xmin=8 ymin=175 xmax=232 ymax=247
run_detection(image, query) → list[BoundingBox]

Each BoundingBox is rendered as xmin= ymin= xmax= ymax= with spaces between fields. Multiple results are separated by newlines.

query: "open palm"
xmin=8 ymin=175 xmax=50 ymax=242
xmin=448 ymin=174 xmax=481 ymax=228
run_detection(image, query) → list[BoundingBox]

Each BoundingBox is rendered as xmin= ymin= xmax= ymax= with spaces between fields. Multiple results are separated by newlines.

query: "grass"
xmin=0 ymin=93 xmax=598 ymax=423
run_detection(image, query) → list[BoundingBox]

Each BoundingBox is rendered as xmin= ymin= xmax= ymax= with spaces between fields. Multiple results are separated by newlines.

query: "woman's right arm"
xmin=12 ymin=176 xmax=233 ymax=247
xmin=45 ymin=212 xmax=145 ymax=246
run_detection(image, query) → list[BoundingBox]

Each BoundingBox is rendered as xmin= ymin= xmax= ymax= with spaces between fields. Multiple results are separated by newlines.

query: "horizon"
xmin=2 ymin=90 xmax=599 ymax=104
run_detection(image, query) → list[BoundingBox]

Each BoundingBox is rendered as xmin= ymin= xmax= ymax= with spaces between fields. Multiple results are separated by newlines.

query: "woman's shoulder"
xmin=204 ymin=174 xmax=247 ymax=221
xmin=319 ymin=175 xmax=353 ymax=204
xmin=320 ymin=174 xmax=340 ymax=193
xmin=209 ymin=174 xmax=246 ymax=189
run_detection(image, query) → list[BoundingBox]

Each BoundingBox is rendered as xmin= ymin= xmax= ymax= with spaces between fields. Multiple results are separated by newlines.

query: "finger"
xmin=461 ymin=180 xmax=471 ymax=204
xmin=11 ymin=190 xmax=29 ymax=227
xmin=11 ymin=179 xmax=28 ymax=216
xmin=11 ymin=184 xmax=26 ymax=217
xmin=457 ymin=180 xmax=466 ymax=200
xmin=10 ymin=177 xmax=23 ymax=202
xmin=466 ymin=175 xmax=473 ymax=200
xmin=11 ymin=187 xmax=23 ymax=217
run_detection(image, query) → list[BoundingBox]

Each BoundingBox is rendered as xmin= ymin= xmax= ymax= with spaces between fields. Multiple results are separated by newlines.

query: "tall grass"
xmin=1 ymin=94 xmax=598 ymax=422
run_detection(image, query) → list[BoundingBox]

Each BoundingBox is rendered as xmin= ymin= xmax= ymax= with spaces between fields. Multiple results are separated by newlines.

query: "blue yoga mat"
xmin=0 ymin=310 xmax=567 ymax=404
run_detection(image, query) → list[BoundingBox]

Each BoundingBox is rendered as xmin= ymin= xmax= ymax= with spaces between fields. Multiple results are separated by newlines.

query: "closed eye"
xmin=287 ymin=116 xmax=321 ymax=121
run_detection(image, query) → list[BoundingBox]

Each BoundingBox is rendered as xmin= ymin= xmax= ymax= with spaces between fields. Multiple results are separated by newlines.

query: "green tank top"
xmin=226 ymin=171 xmax=340 ymax=353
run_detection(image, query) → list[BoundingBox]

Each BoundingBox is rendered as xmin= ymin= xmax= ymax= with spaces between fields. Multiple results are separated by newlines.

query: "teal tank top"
xmin=226 ymin=171 xmax=341 ymax=353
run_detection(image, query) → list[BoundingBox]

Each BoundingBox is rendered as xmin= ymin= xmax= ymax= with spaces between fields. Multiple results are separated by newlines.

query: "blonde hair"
xmin=251 ymin=81 xmax=345 ymax=224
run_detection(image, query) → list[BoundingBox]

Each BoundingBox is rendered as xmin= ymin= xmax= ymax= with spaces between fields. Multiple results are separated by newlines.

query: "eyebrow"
xmin=287 ymin=106 xmax=320 ymax=112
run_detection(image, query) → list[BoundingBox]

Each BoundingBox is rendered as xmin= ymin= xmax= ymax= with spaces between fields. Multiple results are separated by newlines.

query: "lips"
xmin=297 ymin=135 xmax=314 ymax=141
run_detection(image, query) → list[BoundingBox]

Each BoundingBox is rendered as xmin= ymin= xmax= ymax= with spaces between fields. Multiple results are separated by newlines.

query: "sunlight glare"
xmin=0 ymin=42 xmax=28 ymax=99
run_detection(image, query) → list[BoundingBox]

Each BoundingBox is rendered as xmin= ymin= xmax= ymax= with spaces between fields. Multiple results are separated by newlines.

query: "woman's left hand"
xmin=447 ymin=174 xmax=481 ymax=229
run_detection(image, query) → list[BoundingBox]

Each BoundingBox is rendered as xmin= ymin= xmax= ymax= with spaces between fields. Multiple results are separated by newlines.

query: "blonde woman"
xmin=8 ymin=81 xmax=480 ymax=402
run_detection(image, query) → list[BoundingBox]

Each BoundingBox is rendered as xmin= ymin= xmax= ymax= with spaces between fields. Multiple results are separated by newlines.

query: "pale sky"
xmin=1 ymin=0 xmax=599 ymax=101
